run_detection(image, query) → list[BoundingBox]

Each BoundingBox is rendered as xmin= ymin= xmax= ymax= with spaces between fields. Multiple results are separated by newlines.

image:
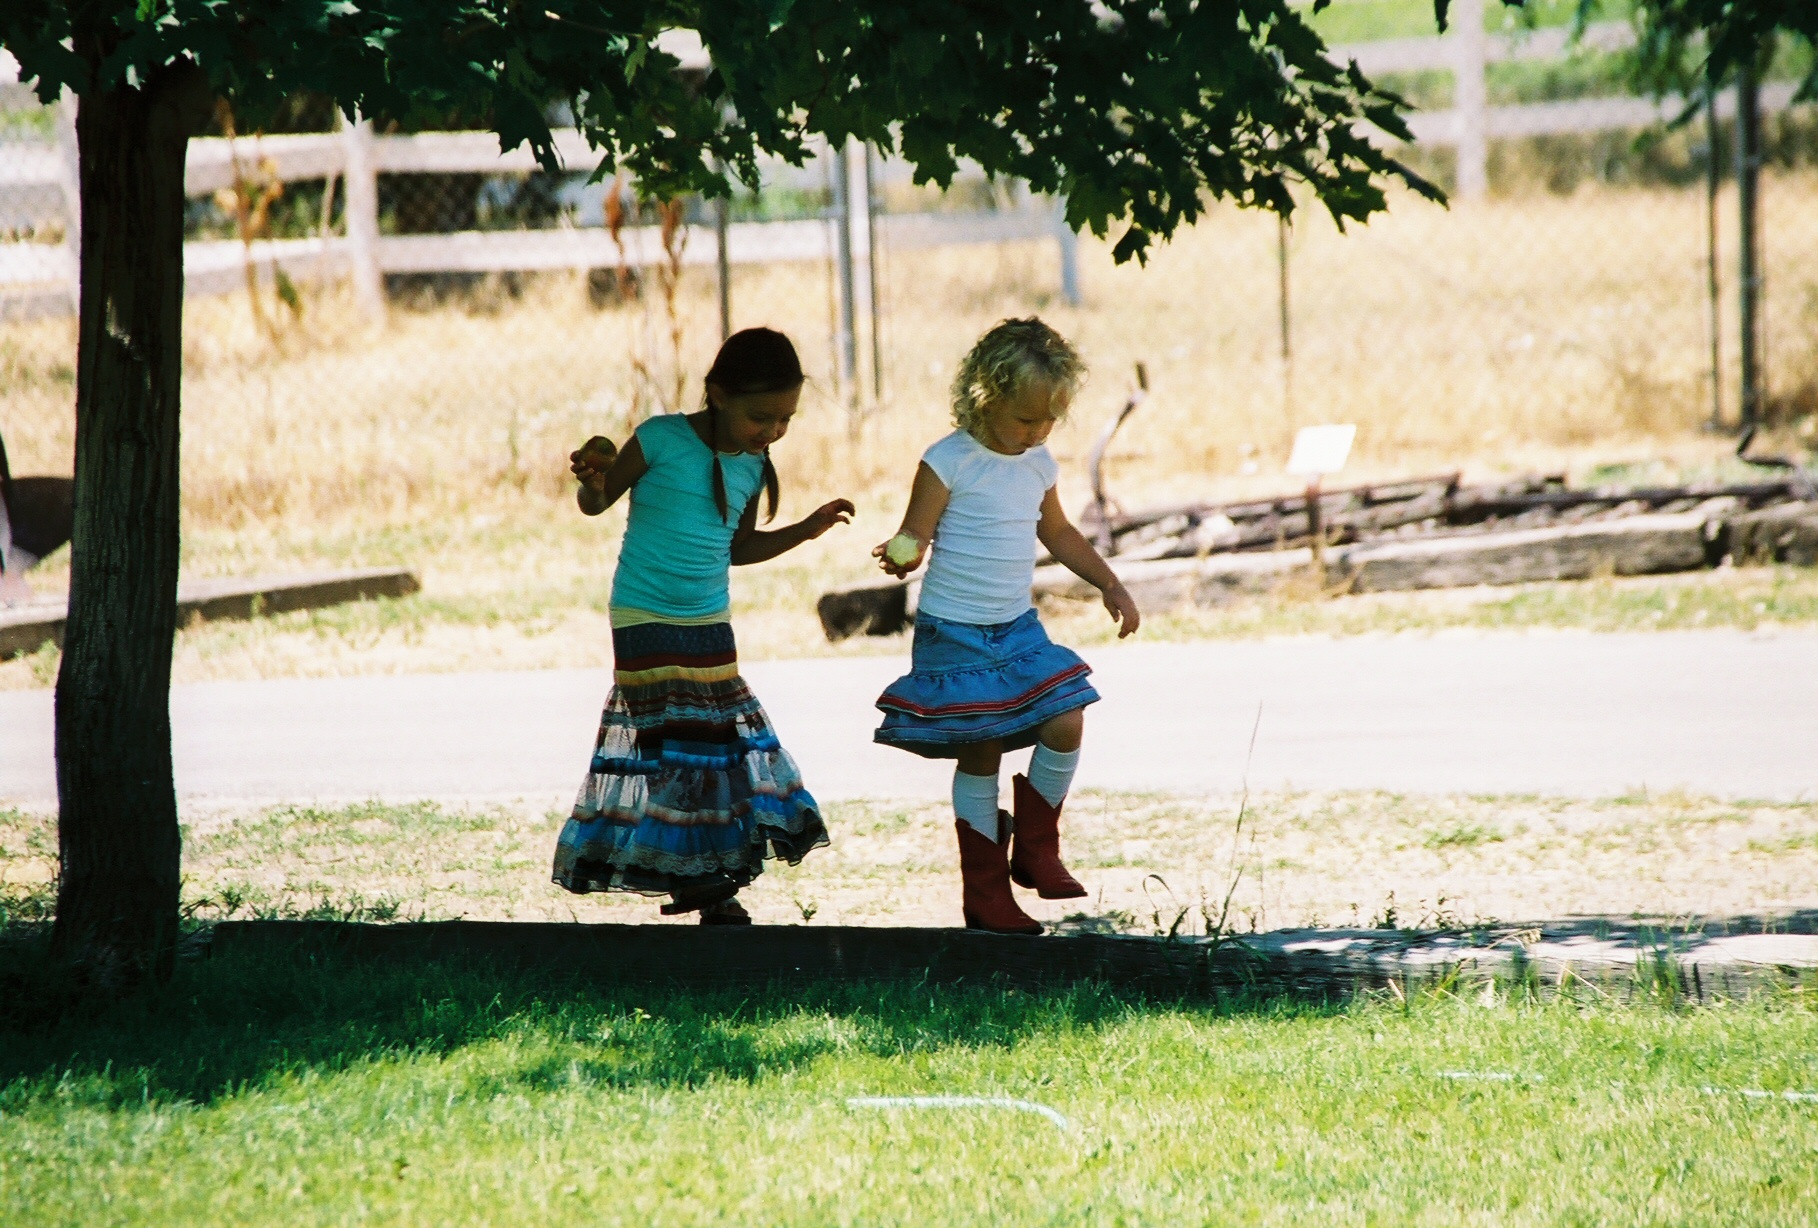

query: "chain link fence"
xmin=4 ymin=39 xmax=1817 ymax=539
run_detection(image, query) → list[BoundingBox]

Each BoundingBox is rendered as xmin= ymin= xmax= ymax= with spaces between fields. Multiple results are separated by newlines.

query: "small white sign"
xmin=1286 ymin=424 xmax=1356 ymax=477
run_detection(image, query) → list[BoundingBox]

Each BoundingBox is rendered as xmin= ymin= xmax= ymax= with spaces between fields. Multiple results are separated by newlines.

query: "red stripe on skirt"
xmin=877 ymin=662 xmax=1091 ymax=717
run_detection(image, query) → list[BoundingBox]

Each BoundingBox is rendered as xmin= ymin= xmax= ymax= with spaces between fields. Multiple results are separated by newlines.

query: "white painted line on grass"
xmin=846 ymin=1095 xmax=1070 ymax=1130
xmin=1436 ymin=1071 xmax=1537 ymax=1082
xmin=1435 ymin=1072 xmax=1818 ymax=1104
xmin=1701 ymin=1086 xmax=1818 ymax=1104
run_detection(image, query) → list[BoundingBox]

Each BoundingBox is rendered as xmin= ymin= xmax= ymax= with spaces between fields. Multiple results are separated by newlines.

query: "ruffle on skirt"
xmin=553 ymin=621 xmax=827 ymax=898
xmin=874 ymin=608 xmax=1099 ymax=759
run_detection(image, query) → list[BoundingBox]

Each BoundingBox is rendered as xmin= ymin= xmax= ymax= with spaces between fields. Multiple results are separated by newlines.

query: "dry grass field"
xmin=4 ymin=174 xmax=1817 ymax=691
xmin=6 ymin=788 xmax=1816 ymax=933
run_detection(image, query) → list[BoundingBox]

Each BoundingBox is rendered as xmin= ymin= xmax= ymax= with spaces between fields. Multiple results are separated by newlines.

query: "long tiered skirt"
xmin=552 ymin=620 xmax=827 ymax=898
xmin=874 ymin=608 xmax=1100 ymax=758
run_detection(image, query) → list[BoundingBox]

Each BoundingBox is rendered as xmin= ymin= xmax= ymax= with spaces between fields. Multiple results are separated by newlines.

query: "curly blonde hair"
xmin=950 ymin=317 xmax=1086 ymax=439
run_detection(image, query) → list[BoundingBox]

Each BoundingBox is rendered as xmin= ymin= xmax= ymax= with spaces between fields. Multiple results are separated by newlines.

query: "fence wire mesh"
xmin=4 ymin=87 xmax=1817 ymax=542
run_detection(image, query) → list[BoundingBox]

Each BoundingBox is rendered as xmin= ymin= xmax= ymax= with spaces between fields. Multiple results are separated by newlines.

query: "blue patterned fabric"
xmin=874 ymin=608 xmax=1100 ymax=759
xmin=553 ymin=620 xmax=827 ymax=898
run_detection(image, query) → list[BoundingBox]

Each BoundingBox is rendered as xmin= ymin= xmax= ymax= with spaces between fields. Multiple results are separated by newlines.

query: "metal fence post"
xmin=1705 ymin=89 xmax=1724 ymax=431
xmin=832 ymin=138 xmax=857 ymax=404
xmin=863 ymin=142 xmax=883 ymax=404
xmin=1736 ymin=64 xmax=1763 ymax=431
xmin=1278 ymin=214 xmax=1293 ymax=430
xmin=846 ymin=138 xmax=875 ymax=406
xmin=340 ymin=114 xmax=385 ymax=321
xmin=1451 ymin=0 xmax=1489 ymax=200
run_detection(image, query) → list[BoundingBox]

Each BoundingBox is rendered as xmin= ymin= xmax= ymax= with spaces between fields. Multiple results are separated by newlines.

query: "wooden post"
xmin=1055 ymin=198 xmax=1081 ymax=308
xmin=54 ymin=90 xmax=82 ymax=316
xmin=1451 ymin=0 xmax=1488 ymax=201
xmin=714 ymin=185 xmax=731 ymax=342
xmin=340 ymin=114 xmax=384 ymax=322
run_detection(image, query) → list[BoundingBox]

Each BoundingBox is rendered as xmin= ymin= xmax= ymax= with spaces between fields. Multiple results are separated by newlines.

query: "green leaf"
xmin=274 ymin=269 xmax=302 ymax=318
xmin=764 ymin=0 xmax=798 ymax=33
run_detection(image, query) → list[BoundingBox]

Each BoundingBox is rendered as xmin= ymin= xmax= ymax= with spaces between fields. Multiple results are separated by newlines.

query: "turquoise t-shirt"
xmin=610 ymin=414 xmax=764 ymax=618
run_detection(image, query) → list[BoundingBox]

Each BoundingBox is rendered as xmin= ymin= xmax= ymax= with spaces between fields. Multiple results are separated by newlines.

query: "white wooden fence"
xmin=0 ymin=7 xmax=1806 ymax=322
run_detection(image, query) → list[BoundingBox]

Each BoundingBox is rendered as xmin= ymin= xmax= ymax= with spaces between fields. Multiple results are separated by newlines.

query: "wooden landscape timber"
xmin=1329 ymin=508 xmax=1719 ymax=593
xmin=818 ymin=472 xmax=1818 ymax=639
xmin=209 ymin=917 xmax=1818 ymax=1003
xmin=1728 ymin=501 xmax=1818 ymax=566
xmin=0 ymin=567 xmax=419 ymax=658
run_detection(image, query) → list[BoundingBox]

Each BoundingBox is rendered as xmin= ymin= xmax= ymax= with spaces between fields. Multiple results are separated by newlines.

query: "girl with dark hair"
xmin=554 ymin=327 xmax=854 ymax=923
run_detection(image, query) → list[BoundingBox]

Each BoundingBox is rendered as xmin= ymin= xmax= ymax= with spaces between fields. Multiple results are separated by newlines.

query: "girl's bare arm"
xmin=573 ymin=436 xmax=647 ymax=516
xmin=1036 ymin=486 xmax=1140 ymax=637
xmin=730 ymin=496 xmax=856 ymax=565
xmin=873 ymin=462 xmax=950 ymax=577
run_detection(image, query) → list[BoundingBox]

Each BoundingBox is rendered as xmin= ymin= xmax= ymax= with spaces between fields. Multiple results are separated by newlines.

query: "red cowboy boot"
xmin=1009 ymin=773 xmax=1087 ymax=899
xmin=956 ymin=813 xmax=1043 ymax=934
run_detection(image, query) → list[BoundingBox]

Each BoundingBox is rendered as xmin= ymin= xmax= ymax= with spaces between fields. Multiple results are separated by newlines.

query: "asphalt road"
xmin=2 ymin=629 xmax=1814 ymax=808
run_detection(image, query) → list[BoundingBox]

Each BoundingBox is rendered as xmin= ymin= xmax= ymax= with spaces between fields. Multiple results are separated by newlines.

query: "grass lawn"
xmin=4 ymin=784 xmax=1815 ymax=1224
xmin=1 ymin=946 xmax=1815 ymax=1226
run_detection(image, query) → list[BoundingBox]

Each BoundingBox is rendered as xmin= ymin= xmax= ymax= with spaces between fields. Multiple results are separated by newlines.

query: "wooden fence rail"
xmin=2 ymin=14 xmax=1810 ymax=321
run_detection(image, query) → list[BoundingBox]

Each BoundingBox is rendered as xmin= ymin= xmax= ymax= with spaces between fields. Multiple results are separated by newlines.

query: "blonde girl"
xmin=873 ymin=318 xmax=1138 ymax=934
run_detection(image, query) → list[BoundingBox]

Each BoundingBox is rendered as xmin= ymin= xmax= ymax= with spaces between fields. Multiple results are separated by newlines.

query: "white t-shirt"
xmin=916 ymin=430 xmax=1059 ymax=625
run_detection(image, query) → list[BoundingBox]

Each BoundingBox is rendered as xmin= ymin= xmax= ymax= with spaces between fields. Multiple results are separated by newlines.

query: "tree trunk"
xmin=51 ymin=64 xmax=210 ymax=984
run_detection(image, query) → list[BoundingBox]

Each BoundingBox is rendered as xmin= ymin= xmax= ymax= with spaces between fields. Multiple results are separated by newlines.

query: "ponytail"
xmin=705 ymin=399 xmax=779 ymax=525
xmin=759 ymin=449 xmax=779 ymax=523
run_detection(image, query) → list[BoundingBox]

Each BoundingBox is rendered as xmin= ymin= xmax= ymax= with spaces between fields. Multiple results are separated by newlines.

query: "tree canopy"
xmin=1602 ymin=1 xmax=1817 ymax=99
xmin=5 ymin=1 xmax=1441 ymax=263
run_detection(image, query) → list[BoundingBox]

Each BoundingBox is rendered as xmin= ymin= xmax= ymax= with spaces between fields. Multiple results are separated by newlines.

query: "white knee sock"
xmin=952 ymin=768 xmax=1002 ymax=841
xmin=1027 ymin=743 xmax=1080 ymax=807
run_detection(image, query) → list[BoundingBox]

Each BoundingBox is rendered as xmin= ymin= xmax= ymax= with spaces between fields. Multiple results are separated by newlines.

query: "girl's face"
xmin=708 ymin=384 xmax=801 ymax=454
xmin=980 ymin=378 xmax=1068 ymax=455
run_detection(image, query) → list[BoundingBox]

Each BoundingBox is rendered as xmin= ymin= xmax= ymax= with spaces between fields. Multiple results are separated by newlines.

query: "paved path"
xmin=3 ymin=629 xmax=1815 ymax=807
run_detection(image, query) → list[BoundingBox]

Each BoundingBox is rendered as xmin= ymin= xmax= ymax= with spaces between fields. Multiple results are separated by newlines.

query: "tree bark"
xmin=52 ymin=63 xmax=211 ymax=984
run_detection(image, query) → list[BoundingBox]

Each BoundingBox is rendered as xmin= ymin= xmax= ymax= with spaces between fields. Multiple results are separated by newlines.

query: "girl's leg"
xmin=952 ymin=740 xmax=1004 ymax=840
xmin=1009 ymin=709 xmax=1088 ymax=900
xmin=949 ymin=739 xmax=1041 ymax=933
xmin=699 ymin=896 xmax=751 ymax=925
xmin=1027 ymin=709 xmax=1084 ymax=806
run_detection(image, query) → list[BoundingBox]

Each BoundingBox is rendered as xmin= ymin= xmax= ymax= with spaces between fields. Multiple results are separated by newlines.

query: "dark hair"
xmin=703 ymin=327 xmax=800 ymax=524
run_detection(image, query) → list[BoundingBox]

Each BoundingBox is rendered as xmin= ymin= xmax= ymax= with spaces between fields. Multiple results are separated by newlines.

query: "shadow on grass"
xmin=0 ymin=930 xmax=1315 ymax=1116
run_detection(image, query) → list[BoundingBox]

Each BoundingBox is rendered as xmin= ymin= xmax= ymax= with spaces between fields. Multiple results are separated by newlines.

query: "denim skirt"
xmin=873 ymin=608 xmax=1100 ymax=758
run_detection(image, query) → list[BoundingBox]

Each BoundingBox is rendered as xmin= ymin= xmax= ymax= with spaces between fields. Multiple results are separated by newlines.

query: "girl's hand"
xmin=802 ymin=499 xmax=856 ymax=540
xmin=872 ymin=531 xmax=926 ymax=578
xmin=570 ymin=436 xmax=616 ymax=492
xmin=1101 ymin=579 xmax=1141 ymax=638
